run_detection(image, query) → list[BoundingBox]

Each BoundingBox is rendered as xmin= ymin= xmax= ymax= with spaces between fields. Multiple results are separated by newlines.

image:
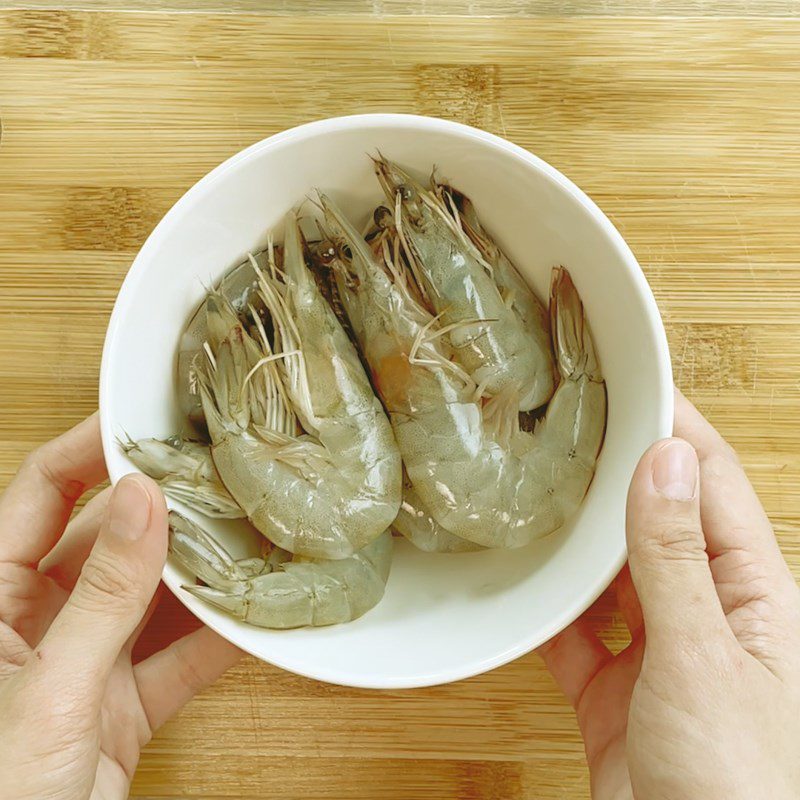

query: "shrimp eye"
xmin=165 ymin=435 xmax=182 ymax=450
xmin=399 ymin=184 xmax=417 ymax=202
xmin=317 ymin=241 xmax=337 ymax=265
xmin=374 ymin=205 xmax=393 ymax=229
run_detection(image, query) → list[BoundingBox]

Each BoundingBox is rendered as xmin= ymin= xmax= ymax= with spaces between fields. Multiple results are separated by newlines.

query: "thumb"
xmin=626 ymin=438 xmax=729 ymax=650
xmin=34 ymin=474 xmax=167 ymax=687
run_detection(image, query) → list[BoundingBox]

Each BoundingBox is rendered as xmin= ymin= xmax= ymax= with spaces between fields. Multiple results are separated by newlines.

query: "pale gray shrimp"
xmin=320 ymin=193 xmax=605 ymax=548
xmin=178 ymin=248 xmax=276 ymax=435
xmin=121 ymin=436 xmax=243 ymax=519
xmin=314 ymin=221 xmax=476 ymax=555
xmin=373 ymin=156 xmax=554 ymax=411
xmin=169 ymin=511 xmax=392 ymax=629
xmin=198 ymin=212 xmax=402 ymax=560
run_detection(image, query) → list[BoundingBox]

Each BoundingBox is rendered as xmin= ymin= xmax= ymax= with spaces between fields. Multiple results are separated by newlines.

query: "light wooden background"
xmin=1 ymin=7 xmax=799 ymax=799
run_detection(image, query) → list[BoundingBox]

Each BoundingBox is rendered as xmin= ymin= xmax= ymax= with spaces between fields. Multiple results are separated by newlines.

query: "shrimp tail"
xmin=122 ymin=437 xmax=245 ymax=519
xmin=200 ymin=295 xmax=259 ymax=434
xmin=550 ymin=267 xmax=601 ymax=383
xmin=183 ymin=584 xmax=248 ymax=618
xmin=200 ymin=287 xmax=299 ymax=444
xmin=204 ymin=292 xmax=241 ymax=350
xmin=169 ymin=511 xmax=261 ymax=591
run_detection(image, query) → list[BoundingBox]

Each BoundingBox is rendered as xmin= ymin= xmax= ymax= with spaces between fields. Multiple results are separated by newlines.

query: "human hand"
xmin=0 ymin=414 xmax=242 ymax=800
xmin=540 ymin=390 xmax=800 ymax=800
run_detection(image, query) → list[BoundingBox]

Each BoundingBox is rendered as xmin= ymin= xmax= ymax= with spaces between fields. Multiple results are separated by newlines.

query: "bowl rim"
xmin=99 ymin=113 xmax=673 ymax=688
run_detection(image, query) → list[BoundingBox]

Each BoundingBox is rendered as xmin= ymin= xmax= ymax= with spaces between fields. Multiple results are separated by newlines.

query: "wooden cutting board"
xmin=1 ymin=8 xmax=799 ymax=799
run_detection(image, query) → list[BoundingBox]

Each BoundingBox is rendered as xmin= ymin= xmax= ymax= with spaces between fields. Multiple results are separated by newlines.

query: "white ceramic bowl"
xmin=100 ymin=114 xmax=672 ymax=689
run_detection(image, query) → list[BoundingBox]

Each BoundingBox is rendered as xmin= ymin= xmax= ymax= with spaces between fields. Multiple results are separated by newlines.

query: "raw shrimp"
xmin=126 ymin=434 xmax=395 ymax=627
xmin=314 ymin=221 xmax=477 ymax=554
xmin=198 ymin=212 xmax=402 ymax=560
xmin=169 ymin=511 xmax=392 ymax=628
xmin=178 ymin=249 xmax=275 ymax=435
xmin=121 ymin=436 xmax=243 ymax=518
xmin=320 ymin=193 xmax=605 ymax=548
xmin=373 ymin=156 xmax=554 ymax=411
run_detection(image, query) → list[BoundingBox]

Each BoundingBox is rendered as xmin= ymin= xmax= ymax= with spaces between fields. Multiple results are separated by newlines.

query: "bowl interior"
xmin=101 ymin=116 xmax=671 ymax=688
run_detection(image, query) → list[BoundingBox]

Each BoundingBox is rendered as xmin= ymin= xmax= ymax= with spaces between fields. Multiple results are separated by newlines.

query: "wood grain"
xmin=1 ymin=10 xmax=799 ymax=799
xmin=6 ymin=0 xmax=800 ymax=16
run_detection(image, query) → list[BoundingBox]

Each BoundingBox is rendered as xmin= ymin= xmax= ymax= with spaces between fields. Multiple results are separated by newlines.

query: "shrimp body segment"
xmin=395 ymin=476 xmax=483 ymax=553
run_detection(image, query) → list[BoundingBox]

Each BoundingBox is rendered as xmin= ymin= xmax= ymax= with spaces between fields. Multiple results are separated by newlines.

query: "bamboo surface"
xmin=1 ymin=9 xmax=799 ymax=800
xmin=6 ymin=0 xmax=800 ymax=15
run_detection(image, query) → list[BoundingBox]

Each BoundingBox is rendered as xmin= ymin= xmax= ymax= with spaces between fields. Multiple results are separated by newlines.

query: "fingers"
xmin=626 ymin=438 xmax=734 ymax=650
xmin=32 ymin=474 xmax=168 ymax=692
xmin=131 ymin=587 xmax=202 ymax=663
xmin=538 ymin=620 xmax=613 ymax=710
xmin=125 ymin=584 xmax=164 ymax=656
xmin=674 ymin=390 xmax=800 ymax=669
xmin=39 ymin=487 xmax=112 ymax=589
xmin=0 ymin=624 xmax=31 ymax=671
xmin=674 ymin=389 xmax=796 ymax=595
xmin=615 ymin=564 xmax=643 ymax=638
xmin=134 ymin=626 xmax=242 ymax=732
xmin=0 ymin=414 xmax=107 ymax=567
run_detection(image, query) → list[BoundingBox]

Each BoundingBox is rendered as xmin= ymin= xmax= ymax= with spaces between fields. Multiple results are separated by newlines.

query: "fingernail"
xmin=652 ymin=439 xmax=698 ymax=501
xmin=108 ymin=475 xmax=152 ymax=541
